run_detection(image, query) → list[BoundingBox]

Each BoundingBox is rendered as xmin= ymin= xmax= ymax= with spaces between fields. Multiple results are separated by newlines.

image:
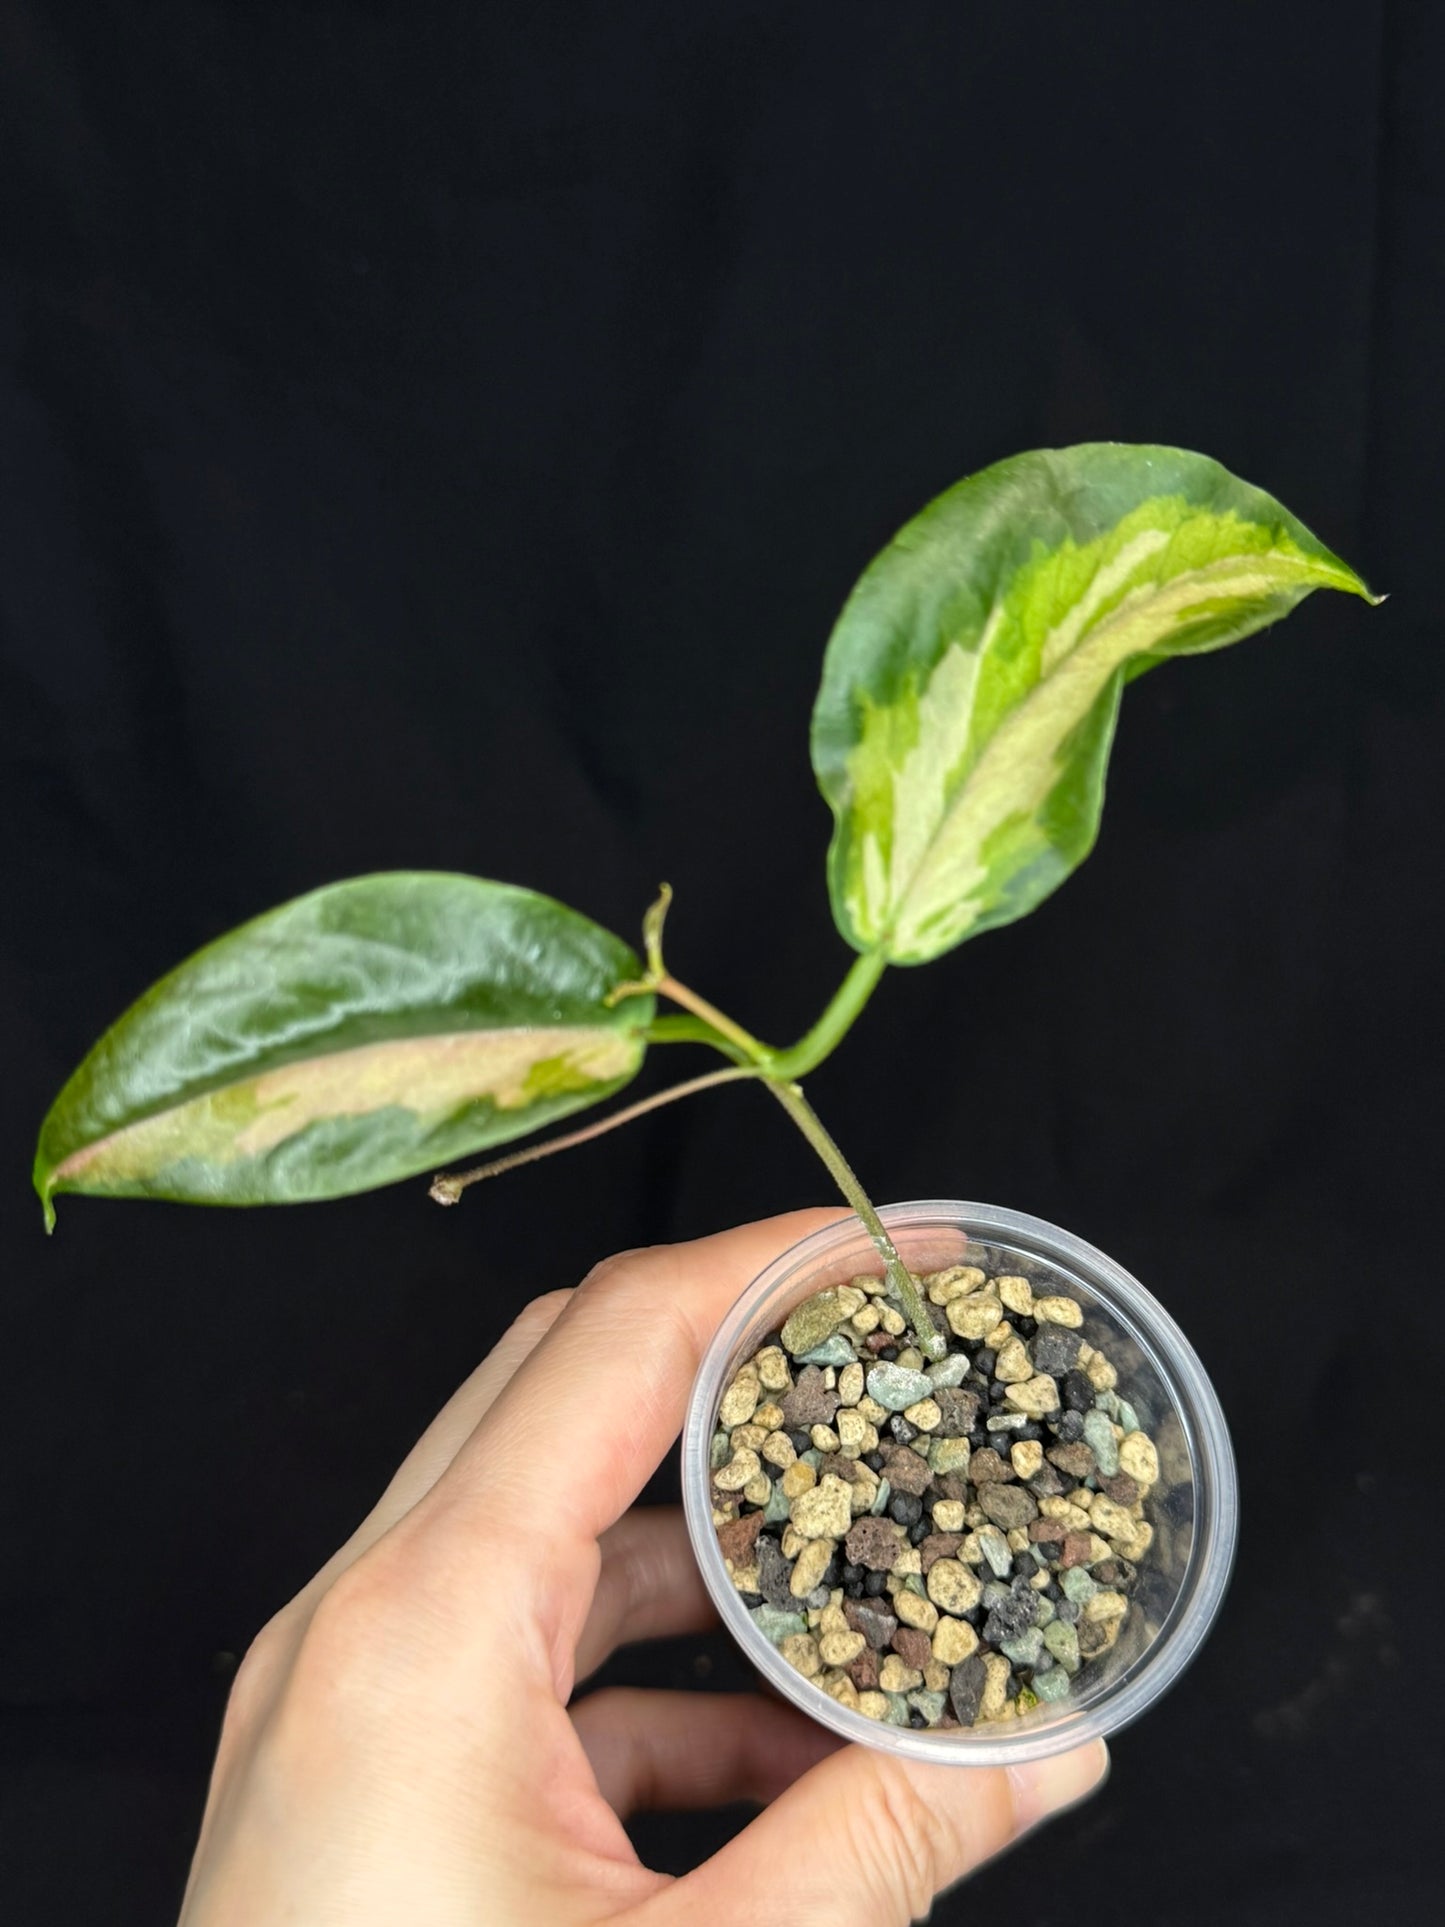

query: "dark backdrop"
xmin=3 ymin=4 xmax=1440 ymax=1921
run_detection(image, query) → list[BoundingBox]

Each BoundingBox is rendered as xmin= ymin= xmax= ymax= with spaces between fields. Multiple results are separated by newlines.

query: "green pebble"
xmin=1115 ymin=1397 xmax=1141 ymax=1434
xmin=1032 ymin=1664 xmax=1072 ymax=1702
xmin=869 ymin=1478 xmax=892 ymax=1516
xmin=926 ymin=1354 xmax=970 ymax=1390
xmin=710 ymin=1430 xmax=732 ymax=1471
xmin=763 ymin=1481 xmax=792 ymax=1525
xmin=781 ymin=1290 xmax=853 ymax=1357
xmin=1061 ymin=1566 xmax=1099 ymax=1603
xmin=799 ymin=1335 xmax=857 ymax=1367
xmin=902 ymin=1572 xmax=927 ymax=1598
xmin=750 ymin=1604 xmax=806 ymax=1644
xmin=907 ymin=1689 xmax=947 ymax=1725
xmin=883 ymin=1691 xmax=912 ymax=1726
xmin=977 ymin=1527 xmax=1013 ymax=1578
xmin=1000 ymin=1627 xmax=1045 ymax=1669
xmin=1082 ymin=1409 xmax=1119 ymax=1476
xmin=1094 ymin=1389 xmax=1122 ymax=1420
xmin=866 ymin=1362 xmax=934 ymax=1411
xmin=801 ymin=1448 xmax=823 ymax=1469
xmin=929 ymin=1437 xmax=972 ymax=1475
xmin=1043 ymin=1618 xmax=1081 ymax=1673
xmin=1035 ymin=1595 xmax=1057 ymax=1625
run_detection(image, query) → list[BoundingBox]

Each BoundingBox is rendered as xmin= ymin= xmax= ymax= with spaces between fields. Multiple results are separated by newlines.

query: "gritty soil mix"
xmin=709 ymin=1255 xmax=1162 ymax=1730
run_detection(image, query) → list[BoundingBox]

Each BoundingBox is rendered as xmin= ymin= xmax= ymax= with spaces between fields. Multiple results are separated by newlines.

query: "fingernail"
xmin=1007 ymin=1740 xmax=1110 ymax=1830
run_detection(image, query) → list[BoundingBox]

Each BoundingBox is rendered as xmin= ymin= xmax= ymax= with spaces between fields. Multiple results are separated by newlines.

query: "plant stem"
xmin=607 ymin=904 xmax=928 ymax=1346
xmin=643 ymin=1013 xmax=751 ymax=1062
xmin=429 ymin=1065 xmax=763 ymax=1203
xmin=654 ymin=950 xmax=888 ymax=1081
xmin=648 ymin=953 xmax=935 ymax=1347
xmin=764 ymin=1078 xmax=945 ymax=1360
xmin=765 ymin=949 xmax=889 ymax=1081
xmin=655 ymin=973 xmax=774 ymax=1064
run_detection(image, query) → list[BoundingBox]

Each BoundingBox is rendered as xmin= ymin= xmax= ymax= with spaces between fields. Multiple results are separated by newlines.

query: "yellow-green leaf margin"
xmin=34 ymin=873 xmax=654 ymax=1225
xmin=812 ymin=443 xmax=1380 ymax=964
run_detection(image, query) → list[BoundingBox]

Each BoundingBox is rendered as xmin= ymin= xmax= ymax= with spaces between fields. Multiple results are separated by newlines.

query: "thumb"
xmin=661 ymin=1736 xmax=1108 ymax=1927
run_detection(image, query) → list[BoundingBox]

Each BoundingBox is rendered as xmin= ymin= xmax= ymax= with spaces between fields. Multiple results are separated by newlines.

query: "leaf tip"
xmin=1319 ymin=555 xmax=1384 ymax=606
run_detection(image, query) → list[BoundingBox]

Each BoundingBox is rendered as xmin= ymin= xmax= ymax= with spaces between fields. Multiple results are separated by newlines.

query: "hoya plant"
xmin=33 ymin=445 xmax=1375 ymax=1355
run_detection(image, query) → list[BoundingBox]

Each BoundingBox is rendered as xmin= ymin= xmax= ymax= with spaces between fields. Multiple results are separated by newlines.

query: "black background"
xmin=3 ymin=4 xmax=1441 ymax=1921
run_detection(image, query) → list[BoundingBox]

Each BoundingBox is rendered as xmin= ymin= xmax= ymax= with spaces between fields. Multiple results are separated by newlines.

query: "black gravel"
xmin=983 ymin=1589 xmax=1040 ymax=1645
xmin=1031 ymin=1326 xmax=1081 ymax=1376
xmin=949 ymin=1653 xmax=988 ymax=1725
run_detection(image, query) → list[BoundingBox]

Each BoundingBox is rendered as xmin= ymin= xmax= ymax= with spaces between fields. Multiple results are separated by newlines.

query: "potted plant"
xmin=32 ymin=442 xmax=1375 ymax=1753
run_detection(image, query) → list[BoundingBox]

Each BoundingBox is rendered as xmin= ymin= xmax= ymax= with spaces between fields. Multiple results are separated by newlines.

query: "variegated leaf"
xmin=812 ymin=444 xmax=1378 ymax=964
xmin=34 ymin=873 xmax=653 ymax=1224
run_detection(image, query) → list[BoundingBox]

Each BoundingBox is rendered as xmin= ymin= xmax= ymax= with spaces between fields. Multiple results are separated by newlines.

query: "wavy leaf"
xmin=812 ymin=444 xmax=1378 ymax=963
xmin=34 ymin=873 xmax=652 ymax=1224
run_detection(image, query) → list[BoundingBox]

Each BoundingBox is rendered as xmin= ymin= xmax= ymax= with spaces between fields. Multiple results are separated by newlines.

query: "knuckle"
xmin=574 ymin=1249 xmax=666 ymax=1329
xmin=507 ymin=1286 xmax=574 ymax=1341
xmin=270 ymin=1562 xmax=422 ymax=1747
xmin=576 ymin=1247 xmax=648 ymax=1298
xmin=222 ymin=1608 xmax=297 ymax=1730
xmin=298 ymin=1552 xmax=414 ymax=1681
xmin=317 ymin=1543 xmax=404 ymax=1626
xmin=863 ymin=1761 xmax=952 ymax=1919
xmin=553 ymin=1245 xmax=703 ymax=1422
xmin=575 ymin=1246 xmax=686 ymax=1340
xmin=860 ymin=1760 xmax=1019 ymax=1917
xmin=297 ymin=1529 xmax=497 ymax=1687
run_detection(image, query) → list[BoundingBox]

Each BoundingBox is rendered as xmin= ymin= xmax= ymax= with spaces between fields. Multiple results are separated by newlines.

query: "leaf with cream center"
xmin=33 ymin=872 xmax=653 ymax=1224
xmin=812 ymin=444 xmax=1379 ymax=964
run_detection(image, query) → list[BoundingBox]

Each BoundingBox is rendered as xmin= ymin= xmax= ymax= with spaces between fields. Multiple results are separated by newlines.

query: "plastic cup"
xmin=682 ymin=1201 xmax=1238 ymax=1765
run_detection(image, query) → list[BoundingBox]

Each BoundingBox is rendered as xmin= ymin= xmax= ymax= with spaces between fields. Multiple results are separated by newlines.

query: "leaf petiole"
xmin=627 ymin=904 xmax=922 ymax=1330
xmin=430 ymin=1063 xmax=764 ymax=1203
xmin=763 ymin=949 xmax=888 ymax=1081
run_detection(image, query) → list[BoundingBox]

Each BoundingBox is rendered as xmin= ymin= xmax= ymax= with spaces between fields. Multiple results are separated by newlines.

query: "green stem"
xmin=651 ymin=949 xmax=886 ymax=1081
xmin=764 ymin=1077 xmax=944 ymax=1361
xmin=765 ymin=949 xmax=889 ymax=1081
xmin=615 ymin=907 xmax=926 ymax=1346
xmin=655 ymin=974 xmax=774 ymax=1064
xmin=643 ymin=1014 xmax=751 ymax=1062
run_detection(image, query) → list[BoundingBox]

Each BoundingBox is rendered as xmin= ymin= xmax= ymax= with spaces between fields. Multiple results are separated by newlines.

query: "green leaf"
xmin=34 ymin=873 xmax=653 ymax=1225
xmin=812 ymin=443 xmax=1379 ymax=965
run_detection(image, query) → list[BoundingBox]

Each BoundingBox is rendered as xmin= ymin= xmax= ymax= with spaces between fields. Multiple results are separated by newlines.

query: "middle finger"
xmin=295 ymin=1286 xmax=575 ymax=1612
xmin=573 ymin=1506 xmax=717 ymax=1684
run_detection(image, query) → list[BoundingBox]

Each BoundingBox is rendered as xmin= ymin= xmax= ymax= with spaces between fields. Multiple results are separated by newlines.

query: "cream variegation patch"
xmin=54 ymin=1026 xmax=642 ymax=1185
xmin=842 ymin=511 xmax=1344 ymax=961
xmin=855 ymin=634 xmax=986 ymax=934
xmin=1037 ymin=528 xmax=1171 ymax=674
xmin=887 ymin=557 xmax=1301 ymax=957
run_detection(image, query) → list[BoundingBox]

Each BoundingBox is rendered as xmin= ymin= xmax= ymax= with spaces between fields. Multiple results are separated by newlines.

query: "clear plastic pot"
xmin=682 ymin=1201 xmax=1238 ymax=1765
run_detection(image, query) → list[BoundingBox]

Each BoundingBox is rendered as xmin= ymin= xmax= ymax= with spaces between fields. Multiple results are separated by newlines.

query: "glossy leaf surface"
xmin=812 ymin=444 xmax=1378 ymax=963
xmin=35 ymin=873 xmax=652 ymax=1223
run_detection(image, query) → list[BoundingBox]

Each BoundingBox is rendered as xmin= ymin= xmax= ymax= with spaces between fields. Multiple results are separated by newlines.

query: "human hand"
xmin=180 ymin=1210 xmax=1108 ymax=1925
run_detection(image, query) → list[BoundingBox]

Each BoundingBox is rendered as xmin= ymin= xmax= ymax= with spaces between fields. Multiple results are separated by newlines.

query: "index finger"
xmin=450 ymin=1207 xmax=846 ymax=1534
xmin=403 ymin=1209 xmax=845 ymax=1682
